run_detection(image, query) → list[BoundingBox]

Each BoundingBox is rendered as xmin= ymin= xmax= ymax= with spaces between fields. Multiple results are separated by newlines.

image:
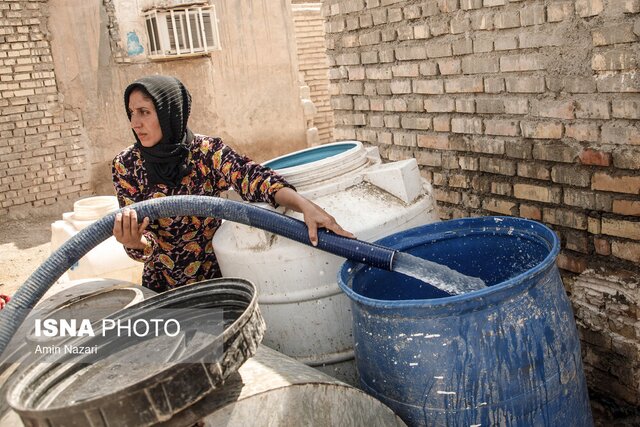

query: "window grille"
xmin=143 ymin=5 xmax=220 ymax=59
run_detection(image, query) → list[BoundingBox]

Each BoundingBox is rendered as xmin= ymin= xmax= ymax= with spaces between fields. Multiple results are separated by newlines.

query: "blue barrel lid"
xmin=264 ymin=142 xmax=358 ymax=170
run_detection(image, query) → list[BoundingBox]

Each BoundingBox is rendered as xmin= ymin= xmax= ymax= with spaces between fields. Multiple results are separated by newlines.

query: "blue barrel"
xmin=338 ymin=216 xmax=593 ymax=426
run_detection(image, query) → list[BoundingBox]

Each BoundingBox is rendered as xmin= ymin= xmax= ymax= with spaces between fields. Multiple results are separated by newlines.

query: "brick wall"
xmin=0 ymin=0 xmax=91 ymax=218
xmin=292 ymin=2 xmax=335 ymax=144
xmin=322 ymin=0 xmax=640 ymax=411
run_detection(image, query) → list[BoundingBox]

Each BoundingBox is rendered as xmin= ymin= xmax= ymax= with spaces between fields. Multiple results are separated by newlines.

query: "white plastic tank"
xmin=212 ymin=141 xmax=440 ymax=384
xmin=50 ymin=196 xmax=143 ymax=284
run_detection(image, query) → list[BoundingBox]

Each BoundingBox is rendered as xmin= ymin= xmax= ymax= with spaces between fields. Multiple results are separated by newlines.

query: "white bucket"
xmin=213 ymin=141 xmax=440 ymax=384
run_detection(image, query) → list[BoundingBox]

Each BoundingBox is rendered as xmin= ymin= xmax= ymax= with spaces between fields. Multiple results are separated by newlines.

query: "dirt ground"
xmin=0 ymin=214 xmax=58 ymax=297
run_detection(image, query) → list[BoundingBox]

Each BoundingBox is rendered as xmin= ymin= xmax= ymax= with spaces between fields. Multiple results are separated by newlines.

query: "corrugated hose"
xmin=0 ymin=195 xmax=396 ymax=356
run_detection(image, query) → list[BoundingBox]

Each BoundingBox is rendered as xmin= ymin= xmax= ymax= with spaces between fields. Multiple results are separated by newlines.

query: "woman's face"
xmin=128 ymin=89 xmax=163 ymax=147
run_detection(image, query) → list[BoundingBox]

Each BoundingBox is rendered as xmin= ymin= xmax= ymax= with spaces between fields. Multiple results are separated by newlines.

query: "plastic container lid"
xmin=7 ymin=278 xmax=265 ymax=427
xmin=263 ymin=141 xmax=368 ymax=188
xmin=72 ymin=196 xmax=119 ymax=221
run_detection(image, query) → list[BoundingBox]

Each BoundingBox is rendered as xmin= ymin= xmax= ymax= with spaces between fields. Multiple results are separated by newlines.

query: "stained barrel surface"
xmin=339 ymin=216 xmax=593 ymax=427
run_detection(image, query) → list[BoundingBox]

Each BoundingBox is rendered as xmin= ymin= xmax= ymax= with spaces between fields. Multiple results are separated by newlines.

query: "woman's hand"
xmin=0 ymin=294 xmax=10 ymax=310
xmin=113 ymin=208 xmax=150 ymax=250
xmin=274 ymin=188 xmax=355 ymax=246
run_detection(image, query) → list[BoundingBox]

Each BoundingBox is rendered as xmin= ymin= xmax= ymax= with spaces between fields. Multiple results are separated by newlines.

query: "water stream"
xmin=391 ymin=252 xmax=487 ymax=296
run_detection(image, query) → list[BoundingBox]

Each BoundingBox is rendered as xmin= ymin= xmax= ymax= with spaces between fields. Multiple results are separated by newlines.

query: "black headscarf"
xmin=124 ymin=75 xmax=194 ymax=187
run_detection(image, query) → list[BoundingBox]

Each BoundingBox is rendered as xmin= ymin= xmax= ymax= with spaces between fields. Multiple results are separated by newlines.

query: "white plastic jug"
xmin=50 ymin=196 xmax=143 ymax=284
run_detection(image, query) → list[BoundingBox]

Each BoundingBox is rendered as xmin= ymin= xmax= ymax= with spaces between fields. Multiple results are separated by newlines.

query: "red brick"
xmin=449 ymin=174 xmax=469 ymax=188
xmin=520 ymin=204 xmax=542 ymax=220
xmin=564 ymin=188 xmax=612 ymax=211
xmin=612 ymin=100 xmax=640 ymax=120
xmin=613 ymin=148 xmax=640 ymax=170
xmin=485 ymin=119 xmax=520 ymax=136
xmin=476 ymin=99 xmax=505 ymax=114
xmin=592 ymin=173 xmax=640 ymax=194
xmin=588 ymin=217 xmax=601 ymax=234
xmin=547 ymin=2 xmax=574 ymax=23
xmin=557 ymin=252 xmax=589 ymax=274
xmin=482 ymin=198 xmax=517 ymax=215
xmin=601 ymin=217 xmax=640 ymax=239
xmin=394 ymin=132 xmax=417 ymax=146
xmin=452 ymin=117 xmax=483 ymax=134
xmin=491 ymin=182 xmax=512 ymax=196
xmin=594 ymin=238 xmax=611 ymax=256
xmin=552 ymin=165 xmax=591 ymax=187
xmin=601 ymin=125 xmax=640 ymax=146
xmin=462 ymin=193 xmax=481 ymax=209
xmin=592 ymin=24 xmax=637 ymax=47
xmin=484 ymin=77 xmax=505 ymax=93
xmin=579 ymin=149 xmax=612 ymax=166
xmin=612 ymin=240 xmax=640 ymax=263
xmin=612 ymin=199 xmax=640 ymax=216
xmin=435 ymin=188 xmax=462 ymax=204
xmin=438 ymin=58 xmax=461 ymax=75
xmin=518 ymin=163 xmax=551 ymax=180
xmin=533 ymin=142 xmax=581 ymax=162
xmin=543 ymin=207 xmax=588 ymax=230
xmin=459 ymin=156 xmax=478 ymax=171
xmin=479 ymin=157 xmax=516 ymax=175
xmin=521 ymin=121 xmax=563 ymax=139
xmin=424 ymin=98 xmax=455 ymax=112
xmin=417 ymin=133 xmax=450 ymax=149
xmin=445 ymin=77 xmax=484 ymax=93
xmin=413 ymin=80 xmax=444 ymax=94
xmin=505 ymin=76 xmax=546 ymax=93
xmin=515 ymin=183 xmax=562 ymax=203
xmin=456 ymin=98 xmax=475 ymax=113
xmin=415 ymin=150 xmax=442 ymax=167
xmin=392 ymin=63 xmax=420 ymax=77
xmin=468 ymin=137 xmax=504 ymax=155
xmin=592 ymin=48 xmax=639 ymax=72
xmin=433 ymin=116 xmax=451 ymax=132
xmin=565 ymin=231 xmax=590 ymax=253
xmin=536 ymin=100 xmax=575 ymax=119
xmin=576 ymin=100 xmax=610 ymax=119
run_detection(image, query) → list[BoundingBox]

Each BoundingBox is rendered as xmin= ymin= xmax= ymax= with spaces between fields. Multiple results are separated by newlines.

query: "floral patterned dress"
xmin=112 ymin=135 xmax=293 ymax=292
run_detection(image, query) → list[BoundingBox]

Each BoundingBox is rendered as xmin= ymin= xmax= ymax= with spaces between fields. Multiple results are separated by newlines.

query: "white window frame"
xmin=144 ymin=5 xmax=221 ymax=60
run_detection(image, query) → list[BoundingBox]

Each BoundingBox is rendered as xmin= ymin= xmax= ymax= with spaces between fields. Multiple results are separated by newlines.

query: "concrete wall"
xmin=0 ymin=0 xmax=92 ymax=218
xmin=2 ymin=0 xmax=308 ymax=210
xmin=292 ymin=2 xmax=335 ymax=144
xmin=322 ymin=0 xmax=640 ymax=413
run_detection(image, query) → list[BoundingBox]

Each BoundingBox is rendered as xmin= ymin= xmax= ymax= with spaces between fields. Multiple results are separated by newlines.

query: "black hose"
xmin=0 ymin=195 xmax=396 ymax=356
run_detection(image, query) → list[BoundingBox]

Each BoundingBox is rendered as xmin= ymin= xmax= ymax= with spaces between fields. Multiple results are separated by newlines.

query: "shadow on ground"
xmin=0 ymin=214 xmax=58 ymax=295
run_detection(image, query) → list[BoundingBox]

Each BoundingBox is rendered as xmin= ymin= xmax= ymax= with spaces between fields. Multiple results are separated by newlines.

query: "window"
xmin=144 ymin=5 xmax=220 ymax=59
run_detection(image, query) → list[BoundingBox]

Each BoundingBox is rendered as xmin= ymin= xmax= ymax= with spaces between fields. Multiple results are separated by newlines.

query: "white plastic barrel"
xmin=212 ymin=141 xmax=440 ymax=384
xmin=50 ymin=196 xmax=143 ymax=284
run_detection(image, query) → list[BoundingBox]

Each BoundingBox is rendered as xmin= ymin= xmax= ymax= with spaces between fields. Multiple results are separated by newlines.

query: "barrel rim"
xmin=7 ymin=278 xmax=264 ymax=421
xmin=338 ymin=216 xmax=560 ymax=309
xmin=262 ymin=140 xmax=362 ymax=172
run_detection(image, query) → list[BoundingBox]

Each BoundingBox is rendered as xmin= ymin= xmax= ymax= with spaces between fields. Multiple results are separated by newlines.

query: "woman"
xmin=113 ymin=75 xmax=353 ymax=292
